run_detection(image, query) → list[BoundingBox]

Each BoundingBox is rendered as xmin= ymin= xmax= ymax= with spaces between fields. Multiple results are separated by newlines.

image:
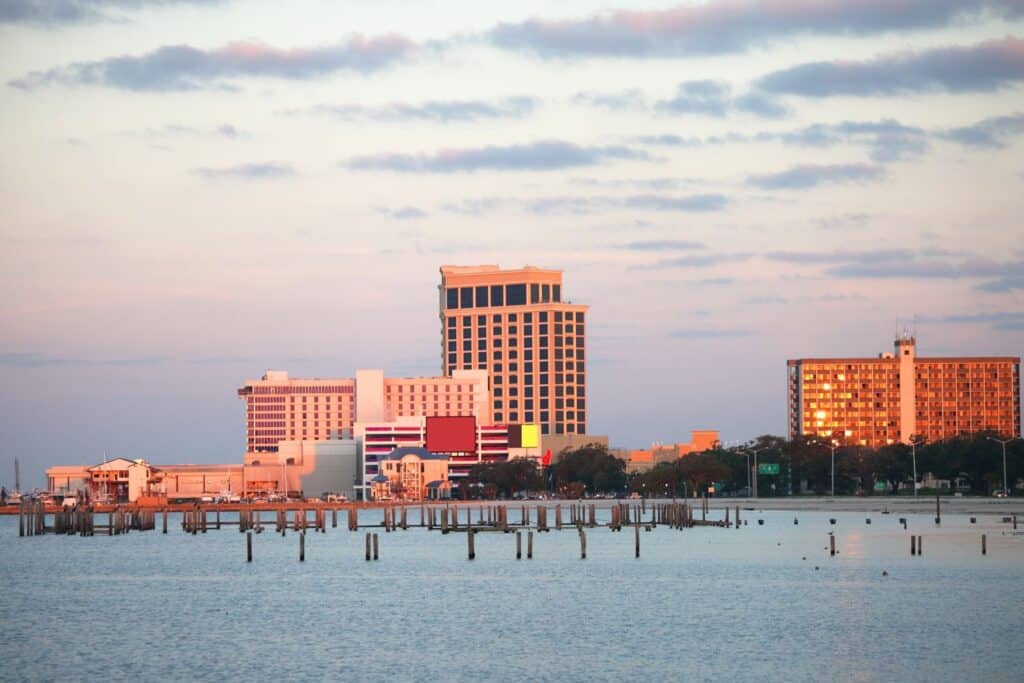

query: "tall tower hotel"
xmin=788 ymin=335 xmax=1020 ymax=448
xmin=439 ymin=265 xmax=588 ymax=437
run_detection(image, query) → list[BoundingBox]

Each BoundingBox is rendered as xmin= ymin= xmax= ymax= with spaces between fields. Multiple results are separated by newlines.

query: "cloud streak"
xmin=0 ymin=0 xmax=224 ymax=25
xmin=941 ymin=113 xmax=1024 ymax=148
xmin=192 ymin=161 xmax=296 ymax=180
xmin=488 ymin=1 xmax=1024 ymax=58
xmin=443 ymin=192 xmax=728 ymax=215
xmin=10 ymin=35 xmax=417 ymax=91
xmin=655 ymin=79 xmax=789 ymax=119
xmin=756 ymin=37 xmax=1024 ymax=97
xmin=346 ymin=140 xmax=652 ymax=173
xmin=746 ymin=163 xmax=884 ymax=189
xmin=306 ymin=96 xmax=537 ymax=123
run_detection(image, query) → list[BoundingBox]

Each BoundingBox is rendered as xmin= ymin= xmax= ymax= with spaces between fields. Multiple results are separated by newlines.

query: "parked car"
xmin=993 ymin=489 xmax=1008 ymax=498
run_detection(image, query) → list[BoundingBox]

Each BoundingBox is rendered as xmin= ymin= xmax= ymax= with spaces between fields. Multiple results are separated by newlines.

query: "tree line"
xmin=455 ymin=433 xmax=1022 ymax=499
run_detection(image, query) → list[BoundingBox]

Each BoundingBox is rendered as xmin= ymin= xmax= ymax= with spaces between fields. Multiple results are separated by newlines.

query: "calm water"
xmin=2 ymin=507 xmax=1022 ymax=682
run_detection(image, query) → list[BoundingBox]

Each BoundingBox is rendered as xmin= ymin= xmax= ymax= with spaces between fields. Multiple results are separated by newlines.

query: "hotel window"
xmin=507 ymin=284 xmax=527 ymax=306
xmin=460 ymin=287 xmax=473 ymax=308
xmin=575 ymin=312 xmax=583 ymax=323
xmin=553 ymin=285 xmax=561 ymax=301
xmin=463 ymin=328 xmax=471 ymax=338
xmin=475 ymin=287 xmax=489 ymax=307
xmin=490 ymin=286 xmax=504 ymax=306
xmin=447 ymin=317 xmax=456 ymax=328
xmin=463 ymin=353 xmax=471 ymax=365
xmin=446 ymin=288 xmax=458 ymax=309
xmin=463 ymin=340 xmax=471 ymax=351
xmin=478 ymin=352 xmax=487 ymax=363
xmin=478 ymin=340 xmax=486 ymax=350
xmin=531 ymin=283 xmax=540 ymax=303
xmin=495 ymin=412 xmax=503 ymax=422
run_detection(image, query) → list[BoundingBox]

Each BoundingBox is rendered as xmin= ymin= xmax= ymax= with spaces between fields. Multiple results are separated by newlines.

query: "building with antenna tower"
xmin=788 ymin=336 xmax=1020 ymax=447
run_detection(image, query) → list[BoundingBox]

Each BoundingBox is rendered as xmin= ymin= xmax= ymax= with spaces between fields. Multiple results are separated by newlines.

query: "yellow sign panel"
xmin=521 ymin=424 xmax=539 ymax=448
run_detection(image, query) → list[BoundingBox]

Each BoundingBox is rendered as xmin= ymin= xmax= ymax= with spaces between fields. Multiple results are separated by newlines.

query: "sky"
xmin=2 ymin=0 xmax=1024 ymax=488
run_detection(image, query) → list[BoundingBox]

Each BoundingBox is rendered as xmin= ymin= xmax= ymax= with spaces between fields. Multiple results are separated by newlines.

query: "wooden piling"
xmin=516 ymin=531 xmax=522 ymax=560
xmin=982 ymin=534 xmax=987 ymax=555
xmin=467 ymin=529 xmax=475 ymax=560
xmin=372 ymin=532 xmax=379 ymax=560
xmin=527 ymin=531 xmax=533 ymax=559
xmin=299 ymin=531 xmax=305 ymax=562
xmin=911 ymin=535 xmax=916 ymax=555
xmin=935 ymin=492 xmax=941 ymax=525
xmin=365 ymin=532 xmax=371 ymax=561
xmin=635 ymin=523 xmax=640 ymax=558
xmin=579 ymin=528 xmax=587 ymax=559
xmin=917 ymin=535 xmax=922 ymax=555
xmin=830 ymin=535 xmax=836 ymax=557
xmin=162 ymin=509 xmax=168 ymax=534
xmin=247 ymin=531 xmax=253 ymax=562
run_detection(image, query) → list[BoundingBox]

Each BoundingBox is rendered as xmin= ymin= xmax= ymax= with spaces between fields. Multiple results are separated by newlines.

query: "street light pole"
xmin=829 ymin=443 xmax=840 ymax=497
xmin=987 ymin=436 xmax=1020 ymax=496
xmin=911 ymin=440 xmax=917 ymax=497
xmin=746 ymin=447 xmax=770 ymax=497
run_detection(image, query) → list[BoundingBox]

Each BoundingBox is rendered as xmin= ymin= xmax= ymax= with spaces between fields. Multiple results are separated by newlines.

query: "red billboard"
xmin=425 ymin=416 xmax=477 ymax=454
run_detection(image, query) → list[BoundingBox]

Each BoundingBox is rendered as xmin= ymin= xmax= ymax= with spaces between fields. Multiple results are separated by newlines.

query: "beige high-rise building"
xmin=439 ymin=265 xmax=588 ymax=436
xmin=788 ymin=335 xmax=1020 ymax=447
xmin=237 ymin=369 xmax=489 ymax=453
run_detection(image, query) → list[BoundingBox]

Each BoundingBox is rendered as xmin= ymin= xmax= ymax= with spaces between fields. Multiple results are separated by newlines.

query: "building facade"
xmin=356 ymin=417 xmax=510 ymax=496
xmin=439 ymin=265 xmax=588 ymax=436
xmin=788 ymin=336 xmax=1020 ymax=447
xmin=237 ymin=368 xmax=490 ymax=453
xmin=626 ymin=430 xmax=720 ymax=473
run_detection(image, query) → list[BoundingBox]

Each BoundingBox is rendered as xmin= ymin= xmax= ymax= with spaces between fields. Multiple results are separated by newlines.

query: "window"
xmin=463 ymin=328 xmax=471 ymax=338
xmin=463 ymin=352 xmax=471 ymax=365
xmin=448 ymin=341 xmax=456 ymax=352
xmin=531 ymin=283 xmax=540 ymax=303
xmin=493 ymin=363 xmax=503 ymax=373
xmin=447 ymin=317 xmax=456 ymax=328
xmin=542 ymin=284 xmax=550 ymax=302
xmin=446 ymin=288 xmax=458 ymax=309
xmin=494 ymin=388 xmax=503 ymax=397
xmin=460 ymin=287 xmax=473 ymax=308
xmin=475 ymin=286 xmax=489 ymax=308
xmin=524 ymin=313 xmax=532 ymax=323
xmin=478 ymin=339 xmax=486 ymax=350
xmin=553 ymin=284 xmax=561 ymax=301
xmin=507 ymin=284 xmax=527 ymax=305
xmin=490 ymin=286 xmax=504 ymax=307
xmin=462 ymin=340 xmax=471 ymax=351
xmin=575 ymin=312 xmax=584 ymax=323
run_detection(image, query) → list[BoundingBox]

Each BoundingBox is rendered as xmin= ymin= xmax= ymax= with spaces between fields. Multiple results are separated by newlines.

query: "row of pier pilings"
xmin=19 ymin=498 xmax=155 ymax=536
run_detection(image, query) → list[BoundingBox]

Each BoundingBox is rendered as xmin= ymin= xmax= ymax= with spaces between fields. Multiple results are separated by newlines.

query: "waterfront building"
xmin=626 ymin=430 xmax=720 ymax=473
xmin=788 ymin=335 xmax=1021 ymax=447
xmin=237 ymin=368 xmax=490 ymax=453
xmin=439 ymin=265 xmax=588 ymax=437
xmin=371 ymin=447 xmax=452 ymax=501
xmin=356 ymin=416 xmax=515 ymax=497
xmin=45 ymin=439 xmax=360 ymax=502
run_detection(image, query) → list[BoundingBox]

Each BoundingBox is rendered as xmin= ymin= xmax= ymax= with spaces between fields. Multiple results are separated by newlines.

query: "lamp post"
xmin=744 ymin=447 xmax=771 ymax=497
xmin=909 ymin=435 xmax=925 ymax=497
xmin=987 ymin=436 xmax=1020 ymax=496
xmin=825 ymin=441 xmax=841 ymax=497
